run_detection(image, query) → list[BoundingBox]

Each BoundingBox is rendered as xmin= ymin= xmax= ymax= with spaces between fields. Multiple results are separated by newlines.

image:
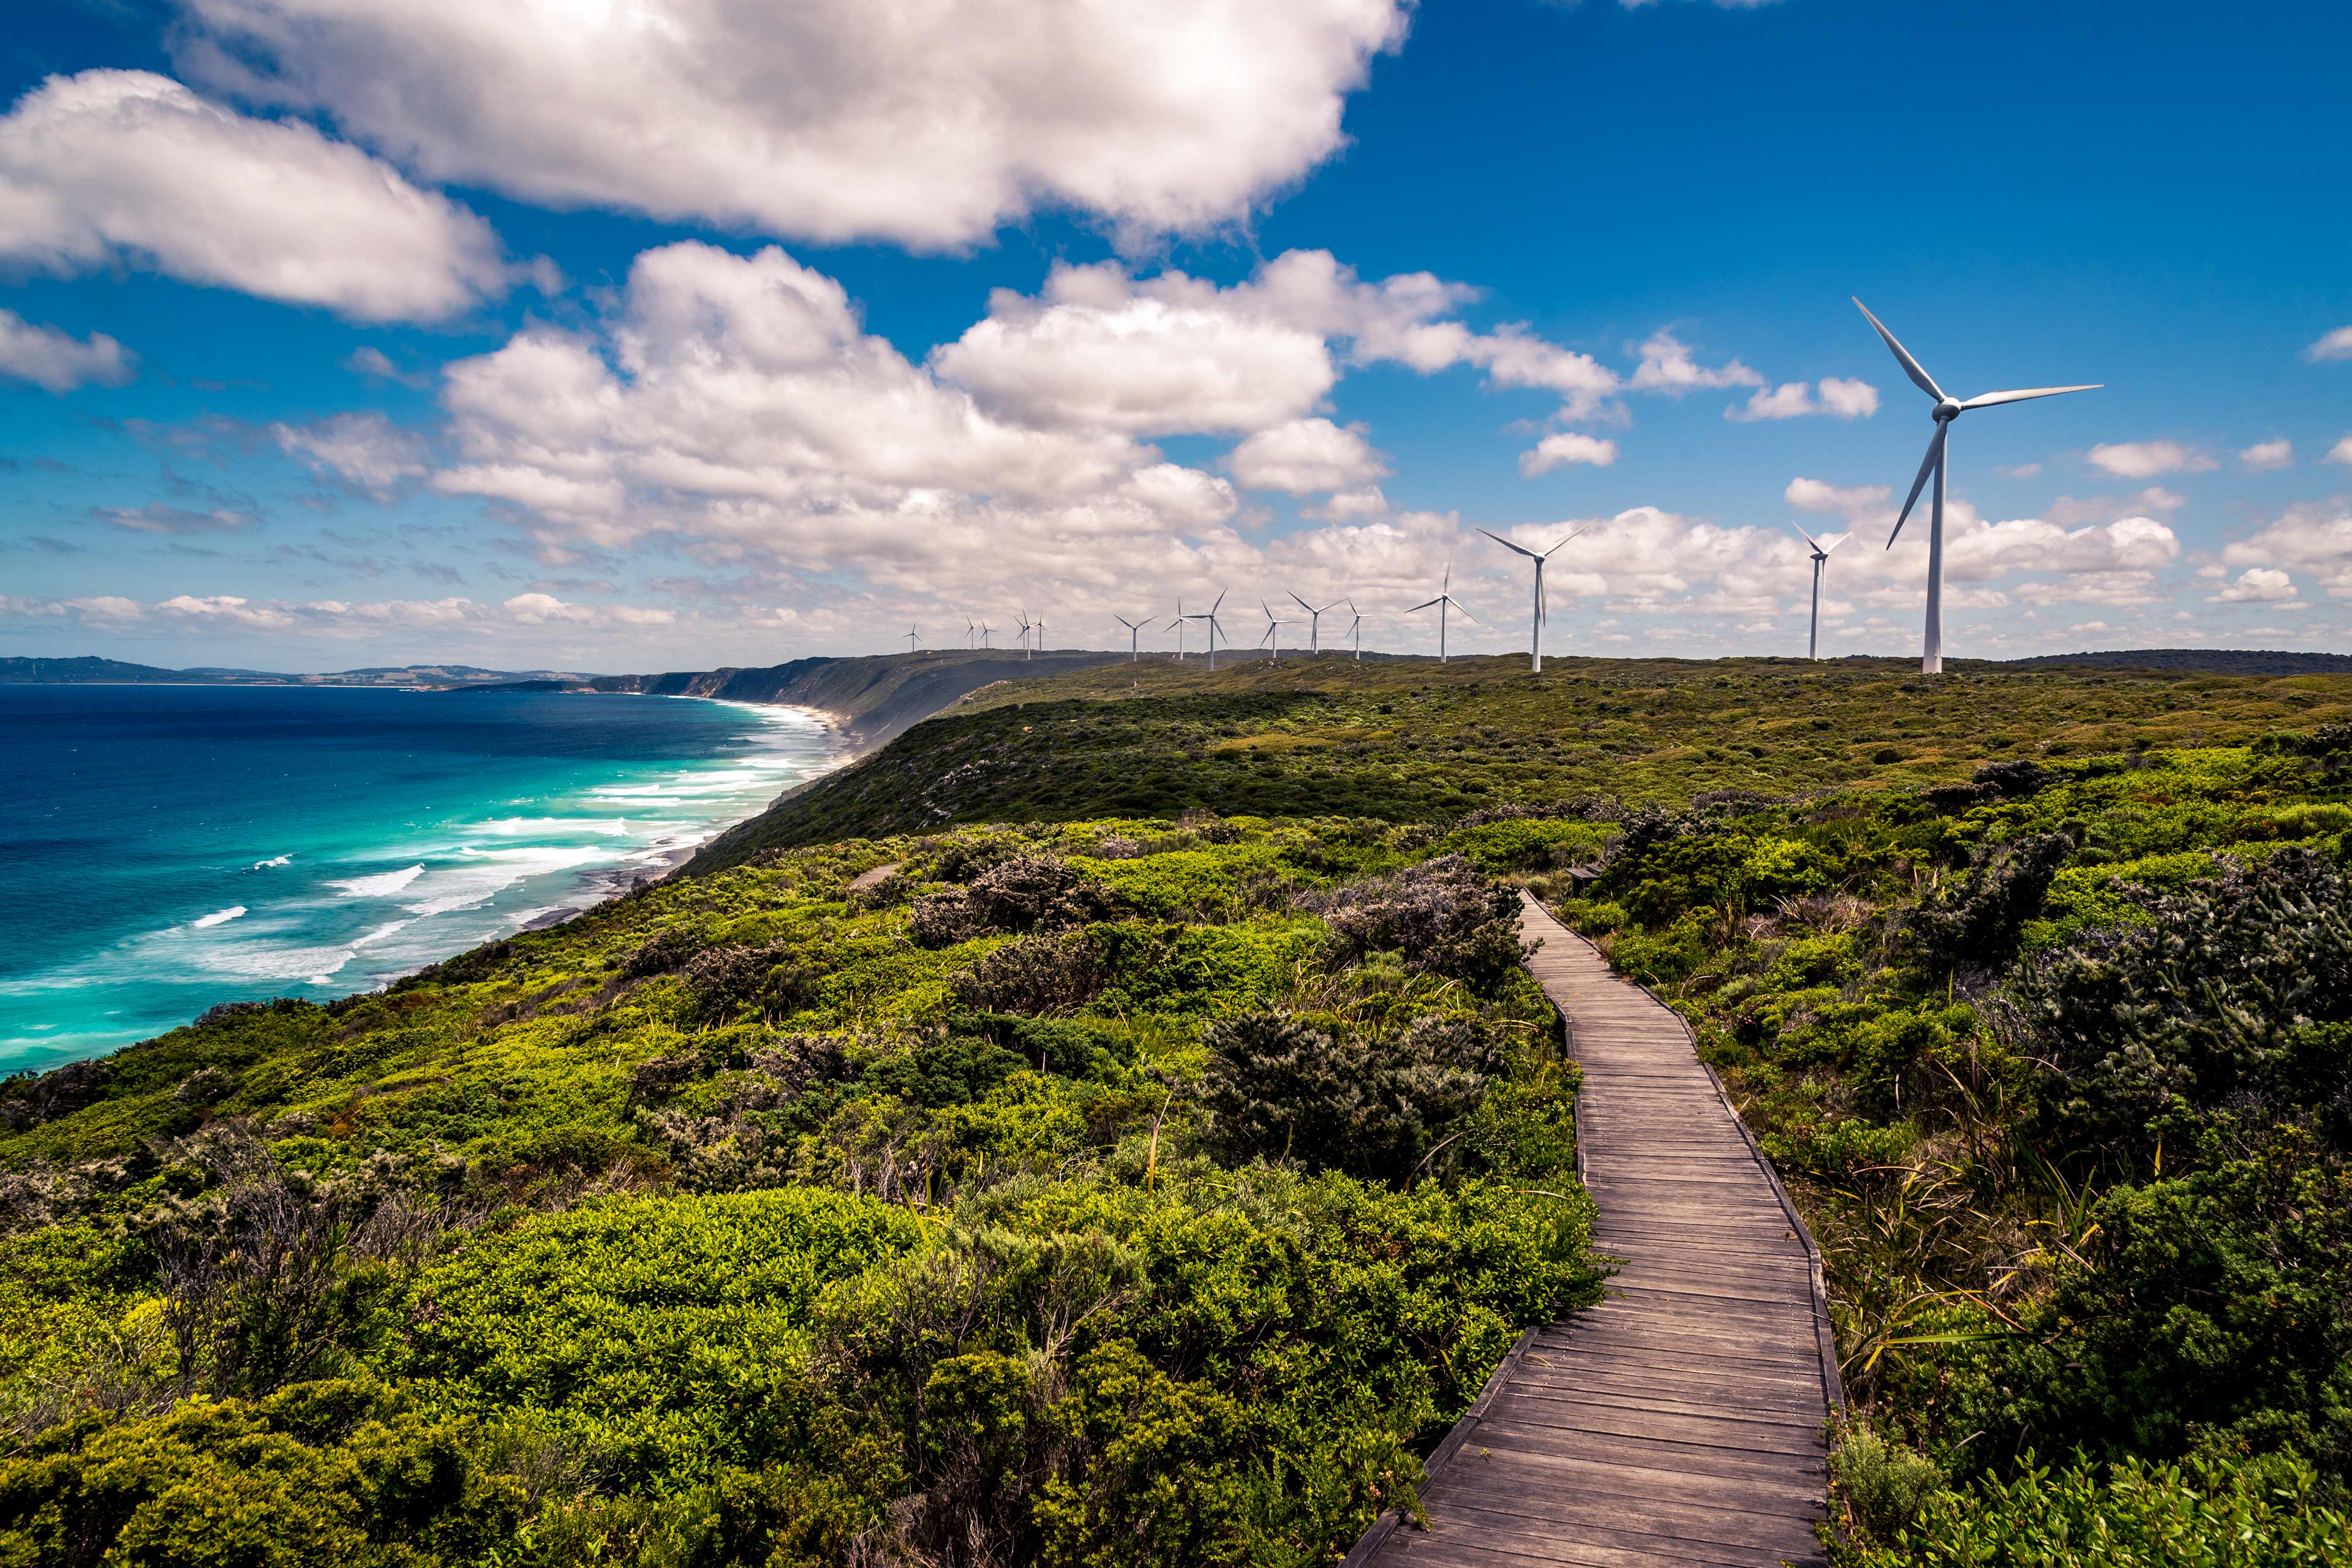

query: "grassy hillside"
xmin=9 ymin=657 xmax=2352 ymax=1564
xmin=687 ymin=652 xmax=2347 ymax=872
xmin=592 ymin=649 xmax=1129 ymax=750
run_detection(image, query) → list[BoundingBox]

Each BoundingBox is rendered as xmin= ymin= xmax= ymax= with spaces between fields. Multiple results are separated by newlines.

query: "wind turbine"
xmin=965 ymin=618 xmax=977 ymax=649
xmin=1853 ymin=298 xmax=2100 ymax=674
xmin=1013 ymin=611 xmax=1033 ymax=660
xmin=1033 ymin=611 xmax=1047 ymax=654
xmin=906 ymin=625 xmax=918 ymax=654
xmin=1407 ymin=564 xmax=1477 ymax=663
xmin=1183 ymin=591 xmax=1229 ymax=670
xmin=1792 ymin=525 xmax=1851 ymax=660
xmin=1259 ymin=600 xmax=1291 ymax=662
xmin=1114 ymin=612 xmax=1153 ymax=661
xmin=1477 ymin=525 xmax=1589 ymax=673
xmin=1289 ymin=592 xmax=1344 ymax=654
xmin=1169 ymin=597 xmax=1186 ymax=661
xmin=1346 ymin=600 xmax=1363 ymax=661
xmin=979 ymin=621 xmax=992 ymax=649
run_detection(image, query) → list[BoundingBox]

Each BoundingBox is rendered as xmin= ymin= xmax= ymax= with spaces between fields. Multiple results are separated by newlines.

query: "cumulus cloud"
xmin=2087 ymin=440 xmax=2217 ymax=479
xmin=0 ymin=70 xmax=517 ymax=322
xmin=1786 ymin=477 xmax=1890 ymax=524
xmin=2303 ymin=326 xmax=2352 ymax=363
xmin=1629 ymin=330 xmax=1763 ymax=394
xmin=0 ymin=309 xmax=135 ymax=392
xmin=1227 ymin=418 xmax=1387 ymax=494
xmin=0 ymin=589 xmax=682 ymax=639
xmin=1727 ymin=378 xmax=1878 ymax=423
xmin=2209 ymin=568 xmax=2297 ymax=603
xmin=2239 ymin=439 xmax=2293 ymax=472
xmin=1520 ymin=432 xmax=1619 ymax=476
xmin=2221 ymin=502 xmax=2352 ymax=597
xmin=176 ymin=0 xmax=1411 ymax=249
xmin=2330 ymin=435 xmax=2352 ymax=466
xmin=273 ymin=412 xmax=430 ymax=494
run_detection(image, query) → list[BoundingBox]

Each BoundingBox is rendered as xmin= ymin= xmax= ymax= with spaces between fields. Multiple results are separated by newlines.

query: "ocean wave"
xmin=475 ymin=816 xmax=631 ymax=837
xmin=331 ymin=864 xmax=426 ymax=898
xmin=191 ymin=906 xmax=247 ymax=929
xmin=249 ymin=854 xmax=292 ymax=870
xmin=402 ymin=845 xmax=609 ymax=916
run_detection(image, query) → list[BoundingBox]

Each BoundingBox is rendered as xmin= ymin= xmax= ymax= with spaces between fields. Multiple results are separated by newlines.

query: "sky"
xmin=1 ymin=0 xmax=2348 ymax=674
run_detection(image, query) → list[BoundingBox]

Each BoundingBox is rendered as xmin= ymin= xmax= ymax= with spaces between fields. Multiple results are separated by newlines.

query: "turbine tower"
xmin=1477 ymin=525 xmax=1589 ymax=673
xmin=965 ymin=618 xmax=977 ymax=649
xmin=1347 ymin=600 xmax=1363 ymax=661
xmin=1854 ymin=298 xmax=2100 ymax=674
xmin=1014 ymin=611 xmax=1033 ymax=660
xmin=1259 ymin=600 xmax=1291 ymax=662
xmin=1033 ymin=612 xmax=1047 ymax=654
xmin=1289 ymin=592 xmax=1344 ymax=654
xmin=1169 ymin=597 xmax=1186 ymax=661
xmin=1182 ymin=591 xmax=1229 ymax=670
xmin=906 ymin=625 xmax=918 ymax=654
xmin=1113 ymin=612 xmax=1153 ymax=661
xmin=1407 ymin=564 xmax=1477 ymax=663
xmin=1792 ymin=525 xmax=1851 ymax=660
xmin=979 ymin=621 xmax=992 ymax=649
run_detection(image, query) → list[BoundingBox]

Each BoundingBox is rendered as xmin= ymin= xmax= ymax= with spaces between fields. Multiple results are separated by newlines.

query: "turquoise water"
xmin=0 ymin=685 xmax=839 ymax=1075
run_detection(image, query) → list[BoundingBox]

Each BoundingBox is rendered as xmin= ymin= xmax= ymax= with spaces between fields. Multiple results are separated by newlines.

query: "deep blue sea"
xmin=0 ymin=685 xmax=839 ymax=1076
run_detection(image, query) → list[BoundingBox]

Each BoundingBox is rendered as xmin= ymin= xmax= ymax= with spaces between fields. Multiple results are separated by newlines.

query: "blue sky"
xmin=2 ymin=0 xmax=2347 ymax=671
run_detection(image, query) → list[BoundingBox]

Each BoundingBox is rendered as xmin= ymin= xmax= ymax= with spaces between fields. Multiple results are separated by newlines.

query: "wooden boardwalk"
xmin=1349 ymin=894 xmax=1840 ymax=1568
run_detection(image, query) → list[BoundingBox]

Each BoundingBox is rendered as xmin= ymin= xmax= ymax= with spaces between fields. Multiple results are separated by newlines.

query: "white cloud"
xmin=2239 ymin=439 xmax=2293 ymax=472
xmin=273 ymin=412 xmax=430 ymax=494
xmin=96 ymin=503 xmax=253 ymax=535
xmin=1520 ymin=432 xmax=1619 ymax=476
xmin=1227 ymin=418 xmax=1387 ymax=494
xmin=178 ymin=0 xmax=1411 ymax=249
xmin=1726 ymin=377 xmax=1880 ymax=423
xmin=2087 ymin=440 xmax=2217 ymax=479
xmin=2046 ymin=486 xmax=2187 ymax=526
xmin=2209 ymin=568 xmax=2296 ymax=603
xmin=1785 ymin=477 xmax=1890 ymax=523
xmin=2222 ymin=502 xmax=2352 ymax=597
xmin=0 ymin=308 xmax=134 ymax=392
xmin=2329 ymin=435 xmax=2352 ymax=466
xmin=1629 ymin=329 xmax=1763 ymax=395
xmin=937 ymin=265 xmax=1338 ymax=435
xmin=2302 ymin=326 xmax=2352 ymax=363
xmin=0 ymin=70 xmax=515 ymax=322
xmin=1944 ymin=514 xmax=2179 ymax=582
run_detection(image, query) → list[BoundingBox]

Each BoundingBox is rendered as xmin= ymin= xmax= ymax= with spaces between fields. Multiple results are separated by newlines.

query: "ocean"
xmin=0 ymin=685 xmax=839 ymax=1076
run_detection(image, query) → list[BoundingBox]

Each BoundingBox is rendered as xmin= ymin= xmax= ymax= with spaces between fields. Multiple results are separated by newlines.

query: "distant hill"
xmin=0 ymin=656 xmax=594 ymax=687
xmin=2003 ymin=648 xmax=2352 ymax=676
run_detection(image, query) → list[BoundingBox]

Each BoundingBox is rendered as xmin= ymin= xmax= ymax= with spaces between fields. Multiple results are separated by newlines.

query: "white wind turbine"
xmin=1289 ymin=592 xmax=1344 ymax=655
xmin=1407 ymin=564 xmax=1477 ymax=663
xmin=1013 ymin=611 xmax=1033 ymax=660
xmin=1346 ymin=600 xmax=1363 ymax=661
xmin=1853 ymin=297 xmax=2101 ymax=674
xmin=1113 ymin=612 xmax=1153 ymax=661
xmin=1791 ymin=525 xmax=1852 ymax=660
xmin=906 ymin=625 xmax=918 ymax=654
xmin=1477 ymin=525 xmax=1589 ymax=673
xmin=1033 ymin=611 xmax=1047 ymax=654
xmin=1182 ymin=591 xmax=1229 ymax=670
xmin=965 ymin=618 xmax=978 ymax=649
xmin=1259 ymin=600 xmax=1291 ymax=662
xmin=978 ymin=620 xmax=992 ymax=649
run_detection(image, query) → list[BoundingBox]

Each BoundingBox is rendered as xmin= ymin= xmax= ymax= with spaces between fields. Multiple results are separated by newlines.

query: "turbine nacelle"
xmin=1932 ymin=398 xmax=1963 ymax=423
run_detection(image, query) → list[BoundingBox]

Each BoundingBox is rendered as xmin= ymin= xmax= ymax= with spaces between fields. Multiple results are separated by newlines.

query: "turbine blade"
xmin=1541 ymin=524 xmax=1591 ymax=557
xmin=1852 ymin=297 xmax=1944 ymax=402
xmin=1887 ymin=424 xmax=1947 ymax=549
xmin=1408 ymin=597 xmax=1442 ymax=613
xmin=1290 ymin=590 xmax=1316 ymax=614
xmin=1212 ymin=589 xmax=1226 ymax=612
xmin=1958 ymin=383 xmax=2102 ymax=410
xmin=1822 ymin=532 xmax=1853 ymax=556
xmin=1477 ymin=527 xmax=1538 ymax=559
xmin=1790 ymin=522 xmax=1822 ymax=552
xmin=1453 ymin=600 xmax=1479 ymax=625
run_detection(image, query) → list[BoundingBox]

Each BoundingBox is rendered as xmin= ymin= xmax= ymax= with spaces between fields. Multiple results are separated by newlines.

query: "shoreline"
xmin=1 ymin=693 xmax=854 ymax=1075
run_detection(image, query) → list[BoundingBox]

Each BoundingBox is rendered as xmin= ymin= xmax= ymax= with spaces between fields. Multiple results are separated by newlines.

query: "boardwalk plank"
xmin=1351 ymin=895 xmax=1835 ymax=1568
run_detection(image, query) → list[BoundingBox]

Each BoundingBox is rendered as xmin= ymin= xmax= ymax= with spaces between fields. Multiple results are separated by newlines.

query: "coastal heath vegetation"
xmin=0 ymin=806 xmax=1597 ymax=1565
xmin=7 ymin=651 xmax=2352 ymax=1563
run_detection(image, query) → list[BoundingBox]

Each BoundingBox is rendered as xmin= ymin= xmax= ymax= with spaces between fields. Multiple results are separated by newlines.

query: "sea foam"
xmin=191 ymin=906 xmax=247 ymax=929
xmin=331 ymin=864 xmax=427 ymax=898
